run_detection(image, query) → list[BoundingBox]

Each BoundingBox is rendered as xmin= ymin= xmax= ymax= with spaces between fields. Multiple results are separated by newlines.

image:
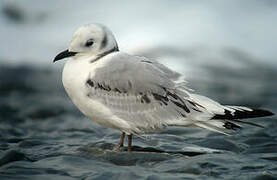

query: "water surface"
xmin=0 ymin=64 xmax=276 ymax=180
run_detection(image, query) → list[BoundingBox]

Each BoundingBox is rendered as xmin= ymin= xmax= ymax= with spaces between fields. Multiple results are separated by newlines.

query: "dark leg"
xmin=127 ymin=134 xmax=132 ymax=152
xmin=113 ymin=132 xmax=125 ymax=151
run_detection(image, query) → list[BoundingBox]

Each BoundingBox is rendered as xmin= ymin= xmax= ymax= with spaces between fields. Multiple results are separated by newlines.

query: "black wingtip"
xmin=212 ymin=108 xmax=274 ymax=120
xmin=223 ymin=121 xmax=242 ymax=130
xmin=251 ymin=109 xmax=274 ymax=117
xmin=213 ymin=108 xmax=274 ymax=129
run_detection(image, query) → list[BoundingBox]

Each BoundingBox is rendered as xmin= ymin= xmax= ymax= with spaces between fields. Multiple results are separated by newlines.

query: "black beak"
xmin=53 ymin=49 xmax=77 ymax=62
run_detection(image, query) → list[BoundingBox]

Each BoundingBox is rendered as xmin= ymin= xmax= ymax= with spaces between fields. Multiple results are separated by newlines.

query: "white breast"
xmin=61 ymin=53 xmax=131 ymax=132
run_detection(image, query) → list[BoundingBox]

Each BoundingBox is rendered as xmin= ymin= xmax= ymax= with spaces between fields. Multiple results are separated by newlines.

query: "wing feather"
xmin=85 ymin=52 xmax=273 ymax=135
xmin=85 ymin=53 xmax=199 ymax=134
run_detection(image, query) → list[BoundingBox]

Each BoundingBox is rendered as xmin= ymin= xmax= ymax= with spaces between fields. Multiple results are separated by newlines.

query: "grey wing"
xmin=86 ymin=53 xmax=197 ymax=134
xmin=91 ymin=53 xmax=183 ymax=94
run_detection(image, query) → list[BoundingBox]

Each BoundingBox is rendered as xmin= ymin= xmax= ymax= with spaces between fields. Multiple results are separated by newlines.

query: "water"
xmin=1 ymin=1 xmax=277 ymax=179
xmin=0 ymin=61 xmax=276 ymax=180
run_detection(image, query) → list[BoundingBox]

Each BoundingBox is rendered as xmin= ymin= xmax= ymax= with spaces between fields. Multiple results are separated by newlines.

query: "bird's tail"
xmin=188 ymin=94 xmax=274 ymax=135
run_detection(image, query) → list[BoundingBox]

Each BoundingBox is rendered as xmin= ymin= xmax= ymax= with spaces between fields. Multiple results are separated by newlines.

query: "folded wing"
xmin=86 ymin=52 xmax=274 ymax=135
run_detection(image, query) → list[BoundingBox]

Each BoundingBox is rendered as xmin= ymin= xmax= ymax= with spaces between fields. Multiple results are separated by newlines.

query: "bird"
xmin=53 ymin=23 xmax=274 ymax=152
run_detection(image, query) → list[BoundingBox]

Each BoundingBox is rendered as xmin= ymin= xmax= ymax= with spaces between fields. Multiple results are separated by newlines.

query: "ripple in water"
xmin=0 ymin=64 xmax=276 ymax=180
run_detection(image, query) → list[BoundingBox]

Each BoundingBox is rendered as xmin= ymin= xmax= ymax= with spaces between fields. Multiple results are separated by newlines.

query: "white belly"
xmin=61 ymin=55 xmax=131 ymax=132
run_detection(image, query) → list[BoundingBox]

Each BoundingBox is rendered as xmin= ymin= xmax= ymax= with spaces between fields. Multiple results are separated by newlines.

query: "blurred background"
xmin=0 ymin=0 xmax=277 ymax=179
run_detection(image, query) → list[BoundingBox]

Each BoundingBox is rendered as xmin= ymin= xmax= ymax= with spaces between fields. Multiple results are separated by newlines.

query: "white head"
xmin=53 ymin=23 xmax=118 ymax=62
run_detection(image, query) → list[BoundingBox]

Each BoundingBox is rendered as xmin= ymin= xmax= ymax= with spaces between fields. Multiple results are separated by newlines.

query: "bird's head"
xmin=53 ymin=23 xmax=118 ymax=62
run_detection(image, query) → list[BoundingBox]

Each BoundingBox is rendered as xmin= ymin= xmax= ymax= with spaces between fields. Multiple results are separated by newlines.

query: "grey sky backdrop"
xmin=0 ymin=0 xmax=276 ymax=67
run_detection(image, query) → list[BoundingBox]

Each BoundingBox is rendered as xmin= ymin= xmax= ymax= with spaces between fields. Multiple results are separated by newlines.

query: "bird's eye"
xmin=85 ymin=39 xmax=94 ymax=47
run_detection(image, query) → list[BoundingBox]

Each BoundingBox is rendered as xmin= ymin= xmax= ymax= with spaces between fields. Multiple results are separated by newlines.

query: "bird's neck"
xmin=92 ymin=46 xmax=119 ymax=63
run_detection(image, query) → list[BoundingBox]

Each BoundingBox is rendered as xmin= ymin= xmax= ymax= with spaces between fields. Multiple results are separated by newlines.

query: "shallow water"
xmin=0 ymin=64 xmax=276 ymax=180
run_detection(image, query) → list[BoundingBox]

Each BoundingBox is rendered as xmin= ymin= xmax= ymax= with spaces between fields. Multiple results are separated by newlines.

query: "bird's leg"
xmin=127 ymin=134 xmax=132 ymax=152
xmin=113 ymin=132 xmax=125 ymax=151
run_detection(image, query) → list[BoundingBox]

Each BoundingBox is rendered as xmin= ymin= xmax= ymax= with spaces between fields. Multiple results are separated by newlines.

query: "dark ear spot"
xmin=100 ymin=31 xmax=108 ymax=49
